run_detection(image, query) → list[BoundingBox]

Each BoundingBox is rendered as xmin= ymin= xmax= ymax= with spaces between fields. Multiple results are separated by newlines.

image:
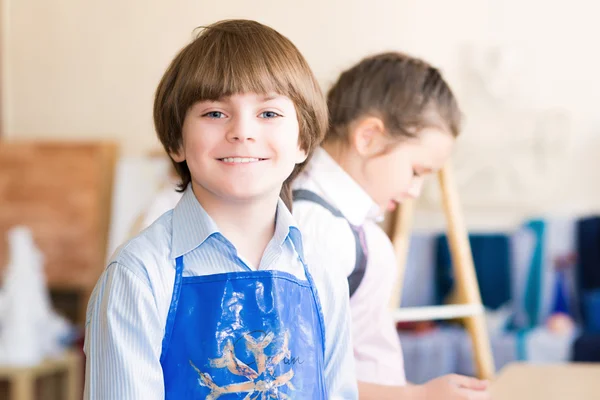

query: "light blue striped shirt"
xmin=84 ymin=186 xmax=358 ymax=399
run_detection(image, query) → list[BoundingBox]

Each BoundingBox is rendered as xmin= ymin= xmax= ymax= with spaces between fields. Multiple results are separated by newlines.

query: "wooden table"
xmin=0 ymin=350 xmax=81 ymax=400
xmin=491 ymin=362 xmax=600 ymax=399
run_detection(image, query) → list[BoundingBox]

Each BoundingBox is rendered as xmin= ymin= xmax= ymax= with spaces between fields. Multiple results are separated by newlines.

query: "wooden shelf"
xmin=0 ymin=350 xmax=82 ymax=400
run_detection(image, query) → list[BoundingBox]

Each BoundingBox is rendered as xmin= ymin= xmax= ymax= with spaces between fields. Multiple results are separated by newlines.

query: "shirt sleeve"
xmin=84 ymin=262 xmax=165 ymax=399
xmin=350 ymin=225 xmax=406 ymax=386
xmin=294 ymin=203 xmax=359 ymax=399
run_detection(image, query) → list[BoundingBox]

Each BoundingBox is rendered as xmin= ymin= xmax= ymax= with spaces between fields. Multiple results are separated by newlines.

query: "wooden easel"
xmin=388 ymin=163 xmax=495 ymax=380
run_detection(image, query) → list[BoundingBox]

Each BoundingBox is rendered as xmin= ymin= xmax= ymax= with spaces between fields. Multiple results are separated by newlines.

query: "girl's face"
xmin=358 ymin=126 xmax=455 ymax=212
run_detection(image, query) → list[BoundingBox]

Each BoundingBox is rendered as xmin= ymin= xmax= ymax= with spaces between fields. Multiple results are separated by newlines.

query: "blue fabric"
xmin=576 ymin=216 xmax=600 ymax=291
xmin=522 ymin=220 xmax=545 ymax=329
xmin=160 ymin=256 xmax=328 ymax=399
xmin=435 ymin=234 xmax=511 ymax=310
xmin=515 ymin=330 xmax=529 ymax=361
xmin=576 ymin=216 xmax=600 ymax=328
xmin=551 ymin=270 xmax=570 ymax=315
xmin=572 ymin=332 xmax=600 ymax=362
xmin=583 ymin=289 xmax=600 ymax=333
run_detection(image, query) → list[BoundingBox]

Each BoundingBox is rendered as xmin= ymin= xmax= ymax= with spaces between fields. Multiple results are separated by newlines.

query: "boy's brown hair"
xmin=325 ymin=52 xmax=461 ymax=143
xmin=154 ymin=19 xmax=327 ymax=208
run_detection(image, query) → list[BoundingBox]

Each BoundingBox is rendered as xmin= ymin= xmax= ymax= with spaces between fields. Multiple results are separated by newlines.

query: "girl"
xmin=293 ymin=52 xmax=491 ymax=400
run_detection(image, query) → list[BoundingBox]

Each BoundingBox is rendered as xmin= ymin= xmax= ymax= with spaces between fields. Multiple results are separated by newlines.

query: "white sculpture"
xmin=0 ymin=226 xmax=71 ymax=367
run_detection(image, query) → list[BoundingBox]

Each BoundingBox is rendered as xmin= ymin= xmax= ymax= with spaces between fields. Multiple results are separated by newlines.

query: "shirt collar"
xmin=275 ymin=198 xmax=305 ymax=261
xmin=171 ymin=185 xmax=302 ymax=258
xmin=171 ymin=185 xmax=219 ymax=259
xmin=303 ymin=147 xmax=381 ymax=225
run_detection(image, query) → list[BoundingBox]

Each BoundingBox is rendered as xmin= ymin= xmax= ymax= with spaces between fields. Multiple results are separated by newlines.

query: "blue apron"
xmin=160 ymin=255 xmax=328 ymax=399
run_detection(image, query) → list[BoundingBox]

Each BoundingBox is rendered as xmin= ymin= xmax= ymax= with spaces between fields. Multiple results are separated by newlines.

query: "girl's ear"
xmin=350 ymin=116 xmax=387 ymax=157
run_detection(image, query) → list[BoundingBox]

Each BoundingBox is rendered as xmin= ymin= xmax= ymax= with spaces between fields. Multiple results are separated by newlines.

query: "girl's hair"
xmin=326 ymin=51 xmax=461 ymax=143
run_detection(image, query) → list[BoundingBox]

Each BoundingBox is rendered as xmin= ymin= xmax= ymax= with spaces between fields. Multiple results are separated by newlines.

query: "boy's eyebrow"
xmin=260 ymin=94 xmax=283 ymax=102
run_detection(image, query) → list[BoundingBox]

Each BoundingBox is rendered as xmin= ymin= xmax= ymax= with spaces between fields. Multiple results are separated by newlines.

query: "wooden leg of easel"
xmin=389 ymin=199 xmax=415 ymax=309
xmin=11 ymin=371 xmax=34 ymax=400
xmin=438 ymin=164 xmax=495 ymax=380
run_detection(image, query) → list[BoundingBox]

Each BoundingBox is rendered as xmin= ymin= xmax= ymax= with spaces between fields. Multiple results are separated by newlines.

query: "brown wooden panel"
xmin=0 ymin=140 xmax=117 ymax=291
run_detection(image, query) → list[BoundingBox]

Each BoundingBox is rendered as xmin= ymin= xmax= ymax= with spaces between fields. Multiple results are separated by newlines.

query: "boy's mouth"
xmin=218 ymin=157 xmax=267 ymax=163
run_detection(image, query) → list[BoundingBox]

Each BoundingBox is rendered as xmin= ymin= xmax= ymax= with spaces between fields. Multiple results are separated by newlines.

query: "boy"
xmin=84 ymin=19 xmax=357 ymax=399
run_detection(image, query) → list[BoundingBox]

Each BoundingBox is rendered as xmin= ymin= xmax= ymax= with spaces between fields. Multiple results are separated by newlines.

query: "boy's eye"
xmin=412 ymin=170 xmax=421 ymax=177
xmin=259 ymin=111 xmax=281 ymax=119
xmin=203 ymin=111 xmax=225 ymax=119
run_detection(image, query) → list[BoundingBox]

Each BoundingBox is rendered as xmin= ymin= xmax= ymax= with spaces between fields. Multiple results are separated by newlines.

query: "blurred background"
xmin=1 ymin=0 xmax=600 ymax=398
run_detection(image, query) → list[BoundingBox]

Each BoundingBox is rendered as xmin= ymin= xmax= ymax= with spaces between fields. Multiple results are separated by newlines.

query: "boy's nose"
xmin=226 ymin=117 xmax=257 ymax=142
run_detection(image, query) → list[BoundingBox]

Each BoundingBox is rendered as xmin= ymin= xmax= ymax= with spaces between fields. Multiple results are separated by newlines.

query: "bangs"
xmin=177 ymin=23 xmax=305 ymax=109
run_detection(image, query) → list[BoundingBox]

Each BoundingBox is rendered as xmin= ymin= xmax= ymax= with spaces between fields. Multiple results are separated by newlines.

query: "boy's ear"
xmin=295 ymin=146 xmax=308 ymax=164
xmin=350 ymin=116 xmax=387 ymax=157
xmin=170 ymin=147 xmax=185 ymax=163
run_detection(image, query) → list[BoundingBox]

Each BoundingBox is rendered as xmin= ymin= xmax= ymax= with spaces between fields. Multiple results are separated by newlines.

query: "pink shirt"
xmin=293 ymin=147 xmax=407 ymax=386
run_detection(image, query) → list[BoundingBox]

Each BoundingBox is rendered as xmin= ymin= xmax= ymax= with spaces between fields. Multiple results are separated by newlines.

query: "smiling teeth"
xmin=221 ymin=157 xmax=260 ymax=163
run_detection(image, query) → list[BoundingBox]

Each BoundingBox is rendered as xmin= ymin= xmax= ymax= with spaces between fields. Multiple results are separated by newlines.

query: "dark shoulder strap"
xmin=292 ymin=189 xmax=367 ymax=297
xmin=292 ymin=189 xmax=344 ymax=217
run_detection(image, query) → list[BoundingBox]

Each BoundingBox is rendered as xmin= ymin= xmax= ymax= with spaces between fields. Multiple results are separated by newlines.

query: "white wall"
xmin=6 ymin=1 xmax=599 ymax=146
xmin=0 ymin=0 xmax=488 ymax=154
xmin=3 ymin=0 xmax=600 ymax=227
